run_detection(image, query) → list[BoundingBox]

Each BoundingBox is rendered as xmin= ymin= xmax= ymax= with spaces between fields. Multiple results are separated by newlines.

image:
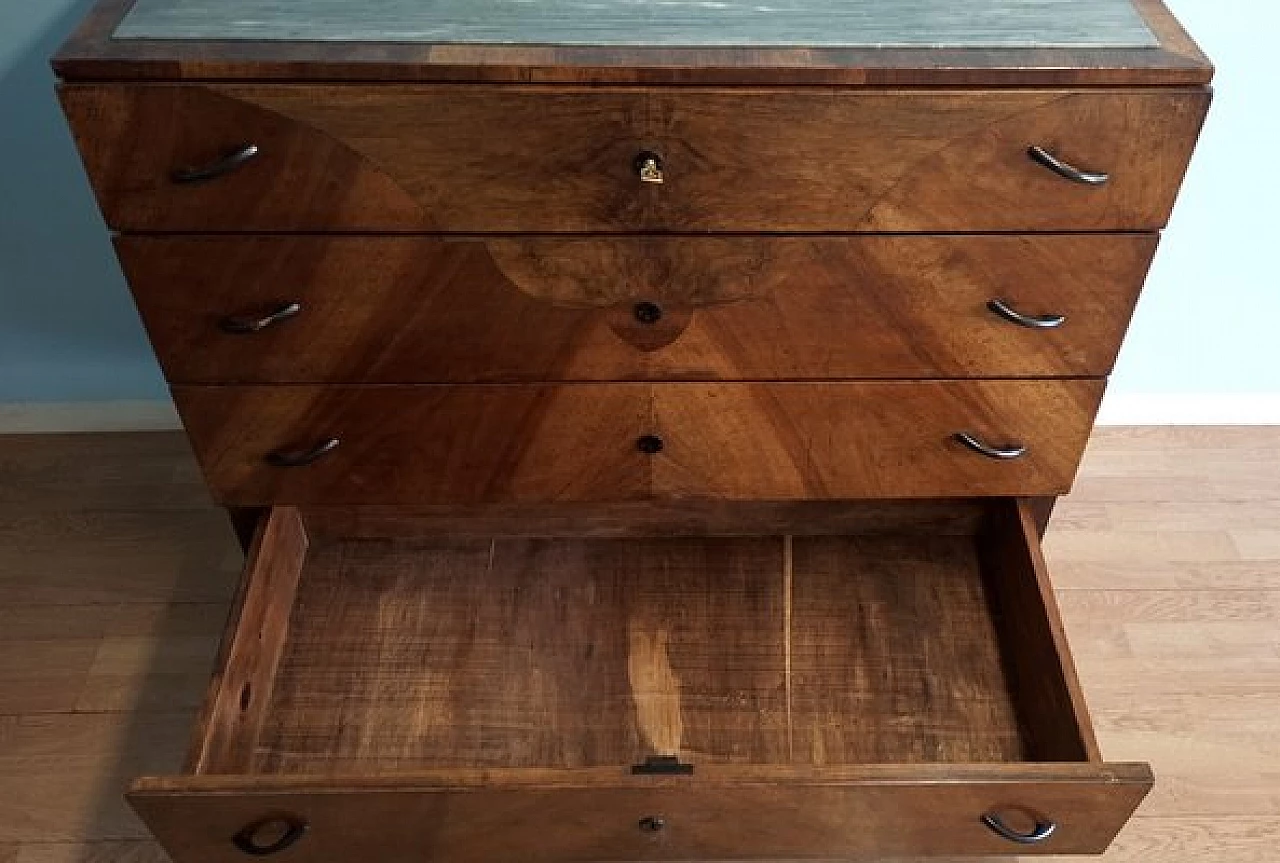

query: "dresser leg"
xmin=225 ymin=506 xmax=267 ymax=554
xmin=1026 ymin=497 xmax=1057 ymax=538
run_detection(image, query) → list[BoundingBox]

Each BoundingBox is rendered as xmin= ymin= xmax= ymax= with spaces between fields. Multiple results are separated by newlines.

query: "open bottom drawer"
xmin=130 ymin=500 xmax=1151 ymax=861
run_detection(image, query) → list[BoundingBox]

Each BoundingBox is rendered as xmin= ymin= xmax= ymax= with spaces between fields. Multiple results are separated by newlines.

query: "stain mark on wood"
xmin=627 ymin=623 xmax=684 ymax=758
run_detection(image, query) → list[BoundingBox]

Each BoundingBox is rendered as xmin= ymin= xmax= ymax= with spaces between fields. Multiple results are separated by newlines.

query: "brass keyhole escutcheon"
xmin=634 ymin=151 xmax=664 ymax=184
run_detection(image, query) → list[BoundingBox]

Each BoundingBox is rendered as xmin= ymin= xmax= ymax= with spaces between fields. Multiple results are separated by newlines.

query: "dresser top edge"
xmin=53 ymin=0 xmax=1212 ymax=86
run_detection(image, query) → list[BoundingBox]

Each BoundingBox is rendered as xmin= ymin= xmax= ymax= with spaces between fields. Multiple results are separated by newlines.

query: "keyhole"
xmin=633 ymin=301 xmax=663 ymax=324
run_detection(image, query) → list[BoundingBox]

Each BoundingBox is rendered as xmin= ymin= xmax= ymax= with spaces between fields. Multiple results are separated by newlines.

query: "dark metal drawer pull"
xmin=173 ymin=143 xmax=260 ymax=183
xmin=232 ymin=817 xmax=308 ymax=856
xmin=987 ymin=298 xmax=1066 ymax=329
xmin=1027 ymin=145 xmax=1109 ymax=186
xmin=634 ymin=151 xmax=665 ymax=184
xmin=954 ymin=432 xmax=1027 ymax=460
xmin=638 ymin=816 xmax=666 ymax=833
xmin=219 ymin=302 xmax=303 ymax=334
xmin=982 ymin=811 xmax=1057 ymax=845
xmin=266 ymin=438 xmax=340 ymax=468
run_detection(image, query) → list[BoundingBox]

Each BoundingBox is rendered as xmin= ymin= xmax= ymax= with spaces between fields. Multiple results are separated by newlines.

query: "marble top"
xmin=113 ymin=0 xmax=1159 ymax=49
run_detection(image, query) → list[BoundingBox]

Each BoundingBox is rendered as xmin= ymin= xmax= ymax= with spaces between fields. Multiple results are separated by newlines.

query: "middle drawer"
xmin=120 ymin=234 xmax=1154 ymax=383
xmin=173 ymin=380 xmax=1103 ymax=506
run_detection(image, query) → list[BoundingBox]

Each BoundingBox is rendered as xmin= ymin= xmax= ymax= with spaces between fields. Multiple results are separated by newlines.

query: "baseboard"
xmin=0 ymin=400 xmax=182 ymax=433
xmin=2 ymin=394 xmax=1278 ymax=434
xmin=1096 ymin=393 xmax=1280 ymax=426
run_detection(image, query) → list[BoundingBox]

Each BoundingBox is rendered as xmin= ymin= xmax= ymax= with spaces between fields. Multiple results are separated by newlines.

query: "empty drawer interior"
xmin=190 ymin=499 xmax=1098 ymax=776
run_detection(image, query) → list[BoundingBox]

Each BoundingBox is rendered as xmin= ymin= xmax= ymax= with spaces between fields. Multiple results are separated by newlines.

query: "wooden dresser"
xmin=55 ymin=0 xmax=1211 ymax=859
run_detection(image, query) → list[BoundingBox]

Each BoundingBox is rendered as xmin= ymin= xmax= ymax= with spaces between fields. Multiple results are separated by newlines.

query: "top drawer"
xmin=60 ymin=85 xmax=1208 ymax=233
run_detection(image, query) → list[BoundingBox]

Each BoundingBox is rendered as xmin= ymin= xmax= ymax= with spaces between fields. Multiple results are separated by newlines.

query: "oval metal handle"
xmin=982 ymin=811 xmax=1057 ymax=845
xmin=987 ymin=298 xmax=1066 ymax=330
xmin=232 ymin=817 xmax=308 ymax=856
xmin=1027 ymin=145 xmax=1109 ymax=186
xmin=266 ymin=438 xmax=340 ymax=468
xmin=634 ymin=151 xmax=665 ymax=184
xmin=173 ymin=143 xmax=260 ymax=183
xmin=219 ymin=302 xmax=303 ymax=335
xmin=954 ymin=432 xmax=1027 ymax=461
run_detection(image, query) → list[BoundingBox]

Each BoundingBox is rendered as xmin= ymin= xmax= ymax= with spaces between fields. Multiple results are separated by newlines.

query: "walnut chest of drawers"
xmin=55 ymin=0 xmax=1212 ymax=859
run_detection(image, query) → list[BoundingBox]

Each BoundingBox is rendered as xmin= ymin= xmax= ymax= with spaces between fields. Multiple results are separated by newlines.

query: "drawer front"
xmin=121 ymin=234 xmax=1155 ymax=383
xmin=130 ymin=767 xmax=1152 ymax=861
xmin=63 ymin=84 xmax=1208 ymax=232
xmin=172 ymin=380 xmax=1104 ymax=505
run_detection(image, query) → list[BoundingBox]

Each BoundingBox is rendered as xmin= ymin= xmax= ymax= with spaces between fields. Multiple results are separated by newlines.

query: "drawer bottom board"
xmin=262 ymin=532 xmax=1030 ymax=772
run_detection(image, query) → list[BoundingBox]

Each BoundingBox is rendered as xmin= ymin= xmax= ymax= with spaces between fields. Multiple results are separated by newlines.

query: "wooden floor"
xmin=0 ymin=428 xmax=1277 ymax=862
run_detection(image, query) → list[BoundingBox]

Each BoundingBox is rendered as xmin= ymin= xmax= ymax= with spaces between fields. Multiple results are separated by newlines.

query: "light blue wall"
xmin=0 ymin=0 xmax=166 ymax=402
xmin=0 ymin=0 xmax=1270 ymax=402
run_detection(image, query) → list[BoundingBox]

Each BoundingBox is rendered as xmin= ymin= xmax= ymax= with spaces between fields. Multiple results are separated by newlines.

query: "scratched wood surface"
xmin=1 ymin=427 xmax=1278 ymax=861
xmin=251 ymin=532 xmax=1032 ymax=773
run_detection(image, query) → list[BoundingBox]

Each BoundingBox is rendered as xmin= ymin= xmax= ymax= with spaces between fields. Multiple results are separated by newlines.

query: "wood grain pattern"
xmin=255 ymin=535 xmax=791 ymax=773
xmin=171 ymin=381 xmax=1105 ymax=505
xmin=184 ymin=507 xmax=305 ymax=774
xmin=61 ymin=84 xmax=1209 ymax=232
xmin=118 ymin=234 xmax=1157 ymax=383
xmin=980 ymin=500 xmax=1100 ymax=762
xmin=786 ymin=533 xmax=1031 ymax=764
xmin=299 ymin=499 xmax=990 ymax=539
xmin=128 ymin=767 xmax=1153 ymax=860
xmin=248 ymin=524 xmax=1091 ymax=773
xmin=53 ymin=0 xmax=1212 ymax=86
xmin=57 ymin=85 xmax=423 ymax=234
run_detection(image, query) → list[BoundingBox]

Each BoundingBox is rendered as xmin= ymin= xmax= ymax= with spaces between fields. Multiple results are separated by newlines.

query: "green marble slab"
xmin=113 ymin=0 xmax=1159 ymax=48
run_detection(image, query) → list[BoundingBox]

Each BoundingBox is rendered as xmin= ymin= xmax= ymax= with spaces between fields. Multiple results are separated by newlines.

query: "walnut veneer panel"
xmin=172 ymin=381 xmax=1105 ymax=505
xmin=61 ymin=85 xmax=1209 ymax=232
xmin=119 ymin=234 xmax=1156 ymax=383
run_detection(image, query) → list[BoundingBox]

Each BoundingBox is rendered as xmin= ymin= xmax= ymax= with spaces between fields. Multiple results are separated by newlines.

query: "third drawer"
xmin=121 ymin=234 xmax=1156 ymax=382
xmin=173 ymin=379 xmax=1104 ymax=505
